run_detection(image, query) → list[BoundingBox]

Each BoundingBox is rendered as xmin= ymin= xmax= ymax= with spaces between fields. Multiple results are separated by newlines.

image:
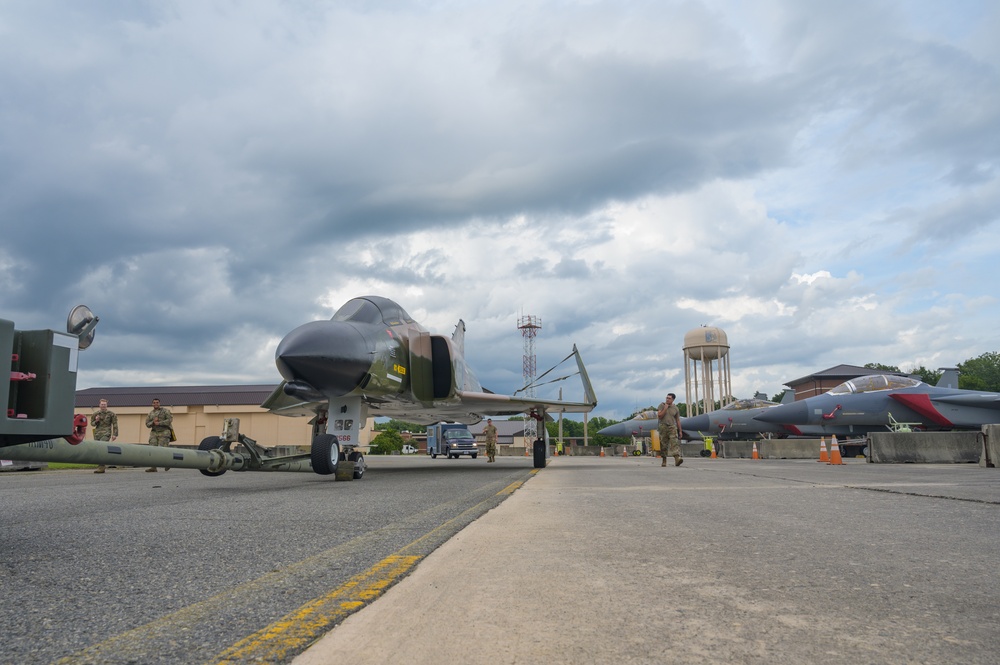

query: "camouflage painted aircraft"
xmin=1 ymin=299 xmax=596 ymax=477
xmin=260 ymin=295 xmax=597 ymax=472
xmin=753 ymin=371 xmax=1000 ymax=433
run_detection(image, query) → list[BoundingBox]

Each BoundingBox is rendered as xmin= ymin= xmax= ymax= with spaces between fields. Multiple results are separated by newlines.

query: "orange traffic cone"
xmin=752 ymin=441 xmax=760 ymax=460
xmin=828 ymin=435 xmax=844 ymax=465
xmin=622 ymin=447 xmax=628 ymax=458
xmin=817 ymin=436 xmax=829 ymax=463
xmin=710 ymin=442 xmax=717 ymax=459
xmin=599 ymin=447 xmax=605 ymax=457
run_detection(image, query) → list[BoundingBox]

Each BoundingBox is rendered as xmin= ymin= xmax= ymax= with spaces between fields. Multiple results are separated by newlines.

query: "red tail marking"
xmin=890 ymin=393 xmax=953 ymax=426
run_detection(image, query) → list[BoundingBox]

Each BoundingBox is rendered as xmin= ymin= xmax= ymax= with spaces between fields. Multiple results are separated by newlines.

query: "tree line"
xmin=863 ymin=352 xmax=1000 ymax=392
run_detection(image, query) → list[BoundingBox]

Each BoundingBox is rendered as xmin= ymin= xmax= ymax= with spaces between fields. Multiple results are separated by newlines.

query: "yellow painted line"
xmin=209 ymin=554 xmax=421 ymax=664
xmin=498 ymin=468 xmax=538 ymax=494
xmin=211 ymin=473 xmax=534 ymax=662
xmin=498 ymin=480 xmax=524 ymax=494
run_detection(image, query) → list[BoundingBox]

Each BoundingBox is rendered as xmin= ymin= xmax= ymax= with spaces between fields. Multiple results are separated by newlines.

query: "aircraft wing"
xmin=261 ymin=384 xmax=597 ymax=424
xmin=360 ymin=392 xmax=597 ymax=426
xmin=455 ymin=390 xmax=596 ymax=415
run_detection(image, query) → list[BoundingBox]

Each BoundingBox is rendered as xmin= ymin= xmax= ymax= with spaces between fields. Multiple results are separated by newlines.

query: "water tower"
xmin=683 ymin=326 xmax=732 ymax=416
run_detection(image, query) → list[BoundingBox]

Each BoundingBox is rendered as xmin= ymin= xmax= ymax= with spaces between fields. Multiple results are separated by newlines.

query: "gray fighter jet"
xmin=676 ymin=391 xmax=858 ymax=440
xmin=599 ymin=394 xmax=793 ymax=440
xmin=596 ymin=410 xmax=660 ymax=439
xmin=753 ymin=371 xmax=1000 ymax=432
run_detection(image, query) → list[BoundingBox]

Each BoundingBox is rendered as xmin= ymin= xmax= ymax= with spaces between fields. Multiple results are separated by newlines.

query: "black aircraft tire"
xmin=311 ymin=434 xmax=340 ymax=475
xmin=349 ymin=451 xmax=365 ymax=479
xmin=198 ymin=436 xmax=227 ymax=477
xmin=532 ymin=439 xmax=546 ymax=469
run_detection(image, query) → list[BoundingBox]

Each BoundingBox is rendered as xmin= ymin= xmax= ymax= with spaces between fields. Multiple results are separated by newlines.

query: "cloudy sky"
xmin=2 ymin=0 xmax=998 ymax=420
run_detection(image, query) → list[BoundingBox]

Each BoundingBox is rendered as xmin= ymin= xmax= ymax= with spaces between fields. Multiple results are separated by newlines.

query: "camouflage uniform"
xmin=90 ymin=406 xmax=119 ymax=473
xmin=145 ymin=404 xmax=173 ymax=472
xmin=91 ymin=409 xmax=119 ymax=442
xmin=483 ymin=422 xmax=498 ymax=463
xmin=657 ymin=401 xmax=682 ymax=466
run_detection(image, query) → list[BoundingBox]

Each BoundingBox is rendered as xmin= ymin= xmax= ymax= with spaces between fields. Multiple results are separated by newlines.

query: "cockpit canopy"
xmin=828 ymin=374 xmax=922 ymax=395
xmin=332 ymin=296 xmax=415 ymax=326
xmin=721 ymin=398 xmax=778 ymax=411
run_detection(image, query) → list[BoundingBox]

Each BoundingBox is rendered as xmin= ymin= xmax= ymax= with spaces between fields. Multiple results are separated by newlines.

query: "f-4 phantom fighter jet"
xmin=262 ymin=296 xmax=597 ymax=471
xmin=753 ymin=372 xmax=1000 ymax=433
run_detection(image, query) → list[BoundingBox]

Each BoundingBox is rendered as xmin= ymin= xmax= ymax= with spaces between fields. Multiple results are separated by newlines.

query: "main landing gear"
xmin=311 ymin=434 xmax=366 ymax=479
xmin=194 ymin=418 xmax=365 ymax=480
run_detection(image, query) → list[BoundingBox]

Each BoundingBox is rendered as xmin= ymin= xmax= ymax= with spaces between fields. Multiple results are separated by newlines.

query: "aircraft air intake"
xmin=681 ymin=413 xmax=710 ymax=432
xmin=753 ymin=400 xmax=809 ymax=425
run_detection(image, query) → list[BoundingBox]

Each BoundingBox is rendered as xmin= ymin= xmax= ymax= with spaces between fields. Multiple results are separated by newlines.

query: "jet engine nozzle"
xmin=275 ymin=321 xmax=373 ymax=398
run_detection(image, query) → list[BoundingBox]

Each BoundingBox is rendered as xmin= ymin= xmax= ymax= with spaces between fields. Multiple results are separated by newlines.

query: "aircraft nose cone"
xmin=275 ymin=321 xmax=372 ymax=397
xmin=597 ymin=423 xmax=623 ymax=436
xmin=681 ymin=414 xmax=709 ymax=432
xmin=754 ymin=401 xmax=809 ymax=425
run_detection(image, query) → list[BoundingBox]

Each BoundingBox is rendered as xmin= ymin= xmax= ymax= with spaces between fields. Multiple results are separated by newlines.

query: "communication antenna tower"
xmin=517 ymin=314 xmax=541 ymax=441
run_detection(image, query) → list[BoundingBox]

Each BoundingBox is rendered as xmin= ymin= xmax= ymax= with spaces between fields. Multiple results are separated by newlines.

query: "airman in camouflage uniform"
xmin=90 ymin=398 xmax=118 ymax=474
xmin=145 ymin=398 xmax=173 ymax=472
xmin=483 ymin=418 xmax=498 ymax=463
xmin=657 ymin=393 xmax=683 ymax=467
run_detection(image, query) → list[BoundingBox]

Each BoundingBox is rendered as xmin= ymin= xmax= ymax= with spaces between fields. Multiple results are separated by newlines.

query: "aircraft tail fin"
xmin=451 ymin=320 xmax=466 ymax=356
xmin=780 ymin=389 xmax=794 ymax=404
xmin=936 ymin=367 xmax=959 ymax=388
xmin=573 ymin=344 xmax=598 ymax=408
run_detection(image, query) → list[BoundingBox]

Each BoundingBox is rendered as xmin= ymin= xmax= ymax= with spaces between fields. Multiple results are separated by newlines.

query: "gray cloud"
xmin=1 ymin=1 xmax=998 ymax=419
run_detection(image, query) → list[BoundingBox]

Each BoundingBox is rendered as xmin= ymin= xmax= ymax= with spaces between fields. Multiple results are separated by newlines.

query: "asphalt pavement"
xmin=0 ymin=456 xmax=534 ymax=665
xmin=294 ymin=455 xmax=1000 ymax=665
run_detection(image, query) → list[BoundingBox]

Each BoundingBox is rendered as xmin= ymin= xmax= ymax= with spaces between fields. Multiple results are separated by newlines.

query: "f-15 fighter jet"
xmin=753 ymin=371 xmax=999 ymax=433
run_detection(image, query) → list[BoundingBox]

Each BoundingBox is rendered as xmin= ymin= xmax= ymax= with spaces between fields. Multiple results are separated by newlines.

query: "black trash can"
xmin=532 ymin=439 xmax=546 ymax=468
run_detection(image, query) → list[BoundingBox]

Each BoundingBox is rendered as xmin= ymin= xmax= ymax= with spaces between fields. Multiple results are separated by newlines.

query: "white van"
xmin=401 ymin=444 xmax=418 ymax=455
